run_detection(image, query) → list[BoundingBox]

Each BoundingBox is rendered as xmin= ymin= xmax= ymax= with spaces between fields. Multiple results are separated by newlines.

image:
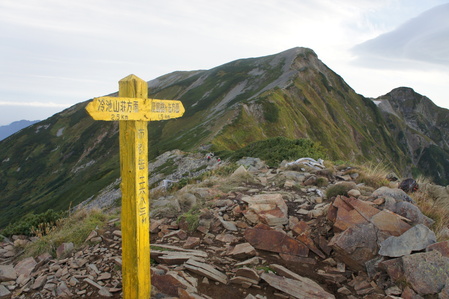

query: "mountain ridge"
xmin=0 ymin=120 xmax=40 ymax=141
xmin=0 ymin=47 xmax=448 ymax=228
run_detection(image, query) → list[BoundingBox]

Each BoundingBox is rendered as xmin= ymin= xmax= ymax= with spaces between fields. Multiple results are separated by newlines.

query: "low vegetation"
xmin=219 ymin=137 xmax=327 ymax=167
xmin=22 ymin=208 xmax=113 ymax=258
xmin=2 ymin=209 xmax=66 ymax=237
xmin=325 ymin=182 xmax=354 ymax=199
xmin=177 ymin=207 xmax=201 ymax=233
xmin=411 ymin=177 xmax=449 ymax=241
xmin=354 ymin=162 xmax=391 ymax=189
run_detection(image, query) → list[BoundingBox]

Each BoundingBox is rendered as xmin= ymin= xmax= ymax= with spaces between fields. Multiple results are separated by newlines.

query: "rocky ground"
xmin=1 ymin=156 xmax=449 ymax=298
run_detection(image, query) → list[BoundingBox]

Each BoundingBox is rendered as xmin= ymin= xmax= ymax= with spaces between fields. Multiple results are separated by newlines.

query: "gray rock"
xmin=14 ymin=256 xmax=37 ymax=277
xmin=150 ymin=197 xmax=181 ymax=218
xmin=230 ymin=165 xmax=249 ymax=179
xmin=56 ymin=281 xmax=72 ymax=297
xmin=392 ymin=201 xmax=434 ymax=227
xmin=402 ymin=251 xmax=449 ymax=296
xmin=0 ymin=264 xmax=16 ymax=282
xmin=379 ymin=224 xmax=436 ymax=257
xmin=282 ymin=171 xmax=306 ymax=183
xmin=329 ymin=222 xmax=379 ymax=271
xmin=0 ymin=284 xmax=11 ymax=298
xmin=372 ymin=186 xmax=415 ymax=204
xmin=31 ymin=275 xmax=48 ymax=289
xmin=99 ymin=287 xmax=113 ymax=297
xmin=217 ymin=216 xmax=238 ymax=231
xmin=236 ymin=157 xmax=266 ymax=170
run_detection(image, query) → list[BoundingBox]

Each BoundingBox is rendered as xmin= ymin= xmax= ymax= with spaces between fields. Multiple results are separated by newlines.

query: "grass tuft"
xmin=353 ymin=162 xmax=391 ymax=189
xmin=23 ymin=208 xmax=108 ymax=258
xmin=411 ymin=186 xmax=449 ymax=241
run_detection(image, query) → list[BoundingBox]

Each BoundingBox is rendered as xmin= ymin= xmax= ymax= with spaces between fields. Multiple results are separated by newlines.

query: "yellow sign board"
xmin=86 ymin=96 xmax=185 ymax=121
xmin=84 ymin=74 xmax=186 ymax=298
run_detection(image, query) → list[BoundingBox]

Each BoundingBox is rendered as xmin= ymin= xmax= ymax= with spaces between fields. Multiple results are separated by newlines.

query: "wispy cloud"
xmin=351 ymin=3 xmax=449 ymax=70
xmin=0 ymin=101 xmax=70 ymax=108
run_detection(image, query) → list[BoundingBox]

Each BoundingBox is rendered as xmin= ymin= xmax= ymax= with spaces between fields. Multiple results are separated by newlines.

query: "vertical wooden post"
xmin=119 ymin=75 xmax=151 ymax=298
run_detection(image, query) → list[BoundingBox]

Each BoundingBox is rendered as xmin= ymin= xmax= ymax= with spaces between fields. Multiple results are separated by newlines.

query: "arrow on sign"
xmin=86 ymin=96 xmax=185 ymax=121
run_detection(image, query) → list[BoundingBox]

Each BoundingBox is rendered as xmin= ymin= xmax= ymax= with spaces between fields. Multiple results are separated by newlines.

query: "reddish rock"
xmin=150 ymin=218 xmax=166 ymax=233
xmin=326 ymin=204 xmax=338 ymax=222
xmin=378 ymin=258 xmax=404 ymax=282
xmin=333 ymin=205 xmax=368 ymax=232
xmin=291 ymin=221 xmax=325 ymax=259
xmin=178 ymin=288 xmax=205 ymax=299
xmin=370 ymin=210 xmax=411 ymax=237
xmin=401 ymin=286 xmax=424 ymax=299
xmin=426 ymin=240 xmax=449 ymax=257
xmin=244 ymin=224 xmax=309 ymax=257
xmin=183 ymin=237 xmax=201 ymax=249
xmin=318 ymin=235 xmax=332 ymax=256
xmin=332 ymin=196 xmax=352 ymax=211
xmin=215 ymin=233 xmax=239 ymax=244
xmin=152 ymin=271 xmax=190 ymax=297
xmin=342 ymin=196 xmax=380 ymax=220
xmin=227 ymin=243 xmax=257 ymax=259
xmin=279 ymin=253 xmax=316 ymax=265
xmin=14 ymin=256 xmax=37 ymax=278
xmin=241 ymin=194 xmax=288 ymax=226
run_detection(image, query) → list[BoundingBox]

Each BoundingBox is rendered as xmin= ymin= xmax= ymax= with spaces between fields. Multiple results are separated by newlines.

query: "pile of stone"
xmin=1 ymin=157 xmax=449 ymax=298
xmin=0 ymin=221 xmax=123 ymax=298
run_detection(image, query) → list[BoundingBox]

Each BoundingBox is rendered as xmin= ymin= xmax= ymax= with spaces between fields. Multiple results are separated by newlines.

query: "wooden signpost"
xmin=86 ymin=74 xmax=185 ymax=298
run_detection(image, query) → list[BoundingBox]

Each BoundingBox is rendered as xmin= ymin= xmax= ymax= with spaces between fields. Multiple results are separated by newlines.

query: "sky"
xmin=0 ymin=0 xmax=448 ymax=126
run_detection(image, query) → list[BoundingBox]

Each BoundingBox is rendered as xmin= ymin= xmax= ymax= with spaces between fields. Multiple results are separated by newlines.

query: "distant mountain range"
xmin=0 ymin=47 xmax=448 ymax=228
xmin=0 ymin=120 xmax=40 ymax=141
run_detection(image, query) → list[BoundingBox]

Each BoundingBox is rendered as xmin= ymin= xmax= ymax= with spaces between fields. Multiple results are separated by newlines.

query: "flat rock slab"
xmin=14 ymin=257 xmax=37 ymax=277
xmin=184 ymin=259 xmax=228 ymax=284
xmin=0 ymin=264 xmax=17 ymax=282
xmin=227 ymin=243 xmax=257 ymax=259
xmin=369 ymin=210 xmax=411 ymax=236
xmin=261 ymin=272 xmax=335 ymax=299
xmin=0 ymin=284 xmax=11 ymax=298
xmin=244 ymin=224 xmax=309 ymax=257
xmin=379 ymin=224 xmax=436 ymax=257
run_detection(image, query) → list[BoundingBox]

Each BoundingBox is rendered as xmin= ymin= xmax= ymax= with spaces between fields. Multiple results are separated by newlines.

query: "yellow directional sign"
xmin=86 ymin=96 xmax=185 ymax=121
xmin=84 ymin=74 xmax=186 ymax=299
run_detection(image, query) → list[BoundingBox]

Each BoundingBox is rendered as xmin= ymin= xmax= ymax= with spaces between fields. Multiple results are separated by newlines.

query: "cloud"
xmin=351 ymin=3 xmax=449 ymax=70
xmin=0 ymin=101 xmax=69 ymax=108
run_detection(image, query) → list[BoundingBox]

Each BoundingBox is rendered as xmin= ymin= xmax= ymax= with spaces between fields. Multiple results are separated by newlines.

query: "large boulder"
xmin=401 ymin=251 xmax=449 ymax=296
xmin=329 ymin=222 xmax=379 ymax=271
xmin=379 ymin=224 xmax=436 ymax=257
xmin=372 ymin=186 xmax=415 ymax=204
